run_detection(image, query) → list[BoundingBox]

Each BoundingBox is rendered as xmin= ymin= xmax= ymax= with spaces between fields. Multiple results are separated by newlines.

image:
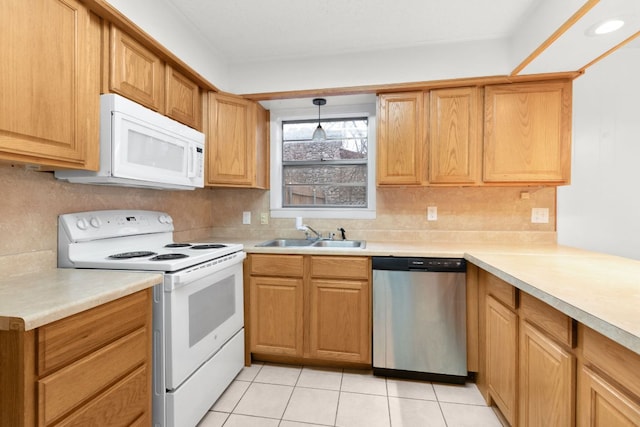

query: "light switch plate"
xmin=242 ymin=211 xmax=251 ymax=225
xmin=531 ymin=208 xmax=549 ymax=223
xmin=427 ymin=206 xmax=438 ymax=221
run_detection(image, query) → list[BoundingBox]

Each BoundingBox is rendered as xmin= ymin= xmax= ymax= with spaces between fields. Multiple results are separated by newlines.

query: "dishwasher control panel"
xmin=372 ymin=256 xmax=466 ymax=272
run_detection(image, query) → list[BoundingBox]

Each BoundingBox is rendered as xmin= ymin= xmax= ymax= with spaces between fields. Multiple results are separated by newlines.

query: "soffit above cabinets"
xmin=514 ymin=0 xmax=640 ymax=75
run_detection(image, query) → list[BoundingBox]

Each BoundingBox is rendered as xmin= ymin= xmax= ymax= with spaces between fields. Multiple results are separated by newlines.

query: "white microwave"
xmin=56 ymin=94 xmax=205 ymax=190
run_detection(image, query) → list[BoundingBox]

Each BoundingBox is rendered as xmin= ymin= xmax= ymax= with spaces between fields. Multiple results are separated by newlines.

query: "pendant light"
xmin=311 ymin=98 xmax=327 ymax=141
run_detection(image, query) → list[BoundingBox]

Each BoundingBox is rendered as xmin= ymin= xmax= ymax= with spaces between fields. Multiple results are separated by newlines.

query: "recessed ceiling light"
xmin=586 ymin=19 xmax=625 ymax=36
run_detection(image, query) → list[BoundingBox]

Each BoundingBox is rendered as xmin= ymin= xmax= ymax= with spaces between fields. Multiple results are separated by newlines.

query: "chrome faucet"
xmin=299 ymin=224 xmax=322 ymax=240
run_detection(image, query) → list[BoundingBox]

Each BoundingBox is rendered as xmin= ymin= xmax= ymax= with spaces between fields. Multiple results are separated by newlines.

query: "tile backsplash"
xmin=1 ymin=164 xmax=555 ymax=274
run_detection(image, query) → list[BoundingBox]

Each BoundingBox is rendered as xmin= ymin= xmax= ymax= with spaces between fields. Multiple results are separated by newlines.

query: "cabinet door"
xmin=250 ymin=276 xmax=304 ymax=357
xmin=486 ymin=295 xmax=518 ymax=425
xmin=110 ymin=26 xmax=164 ymax=112
xmin=377 ymin=92 xmax=424 ymax=185
xmin=165 ymin=65 xmax=201 ymax=130
xmin=578 ymin=366 xmax=640 ymax=427
xmin=207 ymin=93 xmax=256 ymax=186
xmin=519 ymin=320 xmax=575 ymax=427
xmin=0 ymin=0 xmax=100 ymax=170
xmin=309 ymin=279 xmax=370 ymax=363
xmin=428 ymin=87 xmax=481 ymax=184
xmin=484 ymin=80 xmax=571 ymax=183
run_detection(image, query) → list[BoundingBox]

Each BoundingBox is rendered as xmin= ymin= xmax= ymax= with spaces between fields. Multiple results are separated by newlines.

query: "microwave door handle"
xmin=187 ymin=144 xmax=197 ymax=178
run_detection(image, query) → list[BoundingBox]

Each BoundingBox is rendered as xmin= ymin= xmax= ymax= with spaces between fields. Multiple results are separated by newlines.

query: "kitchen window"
xmin=270 ymin=100 xmax=376 ymax=219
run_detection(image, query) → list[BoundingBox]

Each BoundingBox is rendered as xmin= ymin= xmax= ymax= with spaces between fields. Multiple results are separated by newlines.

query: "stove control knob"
xmin=159 ymin=215 xmax=173 ymax=224
xmin=89 ymin=217 xmax=102 ymax=228
xmin=76 ymin=218 xmax=89 ymax=230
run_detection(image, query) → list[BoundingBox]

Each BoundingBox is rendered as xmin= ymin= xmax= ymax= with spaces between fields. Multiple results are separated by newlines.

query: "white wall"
xmin=105 ymin=0 xmax=230 ymax=88
xmin=557 ymin=45 xmax=640 ymax=260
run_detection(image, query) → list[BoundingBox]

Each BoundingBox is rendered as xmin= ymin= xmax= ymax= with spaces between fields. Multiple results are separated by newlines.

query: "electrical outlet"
xmin=531 ymin=208 xmax=549 ymax=224
xmin=242 ymin=211 xmax=251 ymax=225
xmin=260 ymin=212 xmax=269 ymax=225
xmin=427 ymin=206 xmax=438 ymax=221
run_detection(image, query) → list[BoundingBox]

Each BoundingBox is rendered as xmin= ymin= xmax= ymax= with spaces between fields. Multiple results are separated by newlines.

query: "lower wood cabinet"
xmin=0 ymin=289 xmax=152 ymax=427
xmin=474 ymin=266 xmax=640 ymax=427
xmin=250 ymin=275 xmax=304 ymax=357
xmin=578 ymin=325 xmax=640 ymax=427
xmin=519 ymin=320 xmax=574 ymax=426
xmin=486 ymin=295 xmax=518 ymax=425
xmin=247 ymin=254 xmax=371 ymax=365
xmin=578 ymin=366 xmax=640 ymax=426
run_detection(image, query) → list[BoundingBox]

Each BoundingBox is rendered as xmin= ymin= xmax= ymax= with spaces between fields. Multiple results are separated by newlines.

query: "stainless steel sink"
xmin=311 ymin=240 xmax=366 ymax=248
xmin=255 ymin=238 xmax=315 ymax=247
xmin=255 ymin=238 xmax=366 ymax=249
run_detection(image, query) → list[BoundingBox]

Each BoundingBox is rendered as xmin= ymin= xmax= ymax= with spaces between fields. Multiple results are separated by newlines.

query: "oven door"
xmin=163 ymin=254 xmax=244 ymax=390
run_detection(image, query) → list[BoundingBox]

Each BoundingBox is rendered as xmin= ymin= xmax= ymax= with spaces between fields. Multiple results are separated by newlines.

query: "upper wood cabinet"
xmin=483 ymin=80 xmax=572 ymax=184
xmin=206 ymin=93 xmax=269 ymax=189
xmin=428 ymin=87 xmax=482 ymax=184
xmin=109 ymin=26 xmax=165 ymax=112
xmin=106 ymin=25 xmax=202 ymax=130
xmin=377 ymin=92 xmax=424 ymax=185
xmin=0 ymin=0 xmax=100 ymax=170
xmin=165 ymin=65 xmax=202 ymax=130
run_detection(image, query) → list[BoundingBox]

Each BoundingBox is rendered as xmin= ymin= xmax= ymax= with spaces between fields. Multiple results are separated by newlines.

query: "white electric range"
xmin=58 ymin=210 xmax=245 ymax=427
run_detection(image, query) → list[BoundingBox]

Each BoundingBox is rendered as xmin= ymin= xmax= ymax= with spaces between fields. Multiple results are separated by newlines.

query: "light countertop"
xmin=0 ymin=269 xmax=162 ymax=331
xmin=240 ymin=237 xmax=640 ymax=355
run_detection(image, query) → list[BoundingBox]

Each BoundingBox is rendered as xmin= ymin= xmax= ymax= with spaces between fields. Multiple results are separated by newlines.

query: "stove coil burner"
xmin=108 ymin=251 xmax=157 ymax=259
xmin=164 ymin=243 xmax=192 ymax=248
xmin=150 ymin=253 xmax=190 ymax=261
xmin=191 ymin=244 xmax=227 ymax=250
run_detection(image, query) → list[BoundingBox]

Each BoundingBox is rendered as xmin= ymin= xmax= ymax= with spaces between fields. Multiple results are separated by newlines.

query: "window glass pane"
xmin=283 ymin=119 xmax=367 ymax=161
xmin=281 ymin=116 xmax=369 ymax=209
xmin=283 ymin=164 xmax=367 ymax=207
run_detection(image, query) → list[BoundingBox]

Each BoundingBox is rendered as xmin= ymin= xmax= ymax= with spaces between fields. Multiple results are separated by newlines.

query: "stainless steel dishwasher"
xmin=372 ymin=256 xmax=467 ymax=384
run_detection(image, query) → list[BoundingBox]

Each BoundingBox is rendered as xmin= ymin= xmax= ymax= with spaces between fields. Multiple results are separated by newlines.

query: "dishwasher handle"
xmin=372 ymin=256 xmax=466 ymax=273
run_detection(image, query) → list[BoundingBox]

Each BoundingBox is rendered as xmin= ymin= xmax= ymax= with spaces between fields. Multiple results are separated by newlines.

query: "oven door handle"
xmin=164 ymin=251 xmax=246 ymax=291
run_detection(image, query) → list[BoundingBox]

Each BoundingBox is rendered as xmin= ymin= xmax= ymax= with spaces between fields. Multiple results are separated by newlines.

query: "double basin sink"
xmin=256 ymin=238 xmax=366 ymax=249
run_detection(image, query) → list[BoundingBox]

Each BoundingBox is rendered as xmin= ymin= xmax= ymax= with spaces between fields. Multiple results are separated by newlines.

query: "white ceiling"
xmin=163 ymin=0 xmax=541 ymax=64
xmin=111 ymin=0 xmax=638 ymax=94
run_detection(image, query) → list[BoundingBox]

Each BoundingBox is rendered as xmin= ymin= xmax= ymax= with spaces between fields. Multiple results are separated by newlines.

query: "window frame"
xmin=270 ymin=102 xmax=376 ymax=219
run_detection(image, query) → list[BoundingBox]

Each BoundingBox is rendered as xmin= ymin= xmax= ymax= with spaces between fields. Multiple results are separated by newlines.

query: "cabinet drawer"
xmin=520 ymin=292 xmax=574 ymax=348
xmin=483 ymin=270 xmax=517 ymax=310
xmin=38 ymin=290 xmax=150 ymax=376
xmin=582 ymin=325 xmax=640 ymax=399
xmin=55 ymin=364 xmax=149 ymax=426
xmin=250 ymin=254 xmax=304 ymax=277
xmin=38 ymin=327 xmax=148 ymax=426
xmin=311 ymin=256 xmax=369 ymax=280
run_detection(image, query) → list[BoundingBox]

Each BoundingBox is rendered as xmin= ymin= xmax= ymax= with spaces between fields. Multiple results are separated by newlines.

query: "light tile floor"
xmin=197 ymin=363 xmax=503 ymax=427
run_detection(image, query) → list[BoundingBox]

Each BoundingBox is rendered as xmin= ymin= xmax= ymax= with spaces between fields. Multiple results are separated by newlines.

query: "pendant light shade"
xmin=312 ymin=98 xmax=327 ymax=141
